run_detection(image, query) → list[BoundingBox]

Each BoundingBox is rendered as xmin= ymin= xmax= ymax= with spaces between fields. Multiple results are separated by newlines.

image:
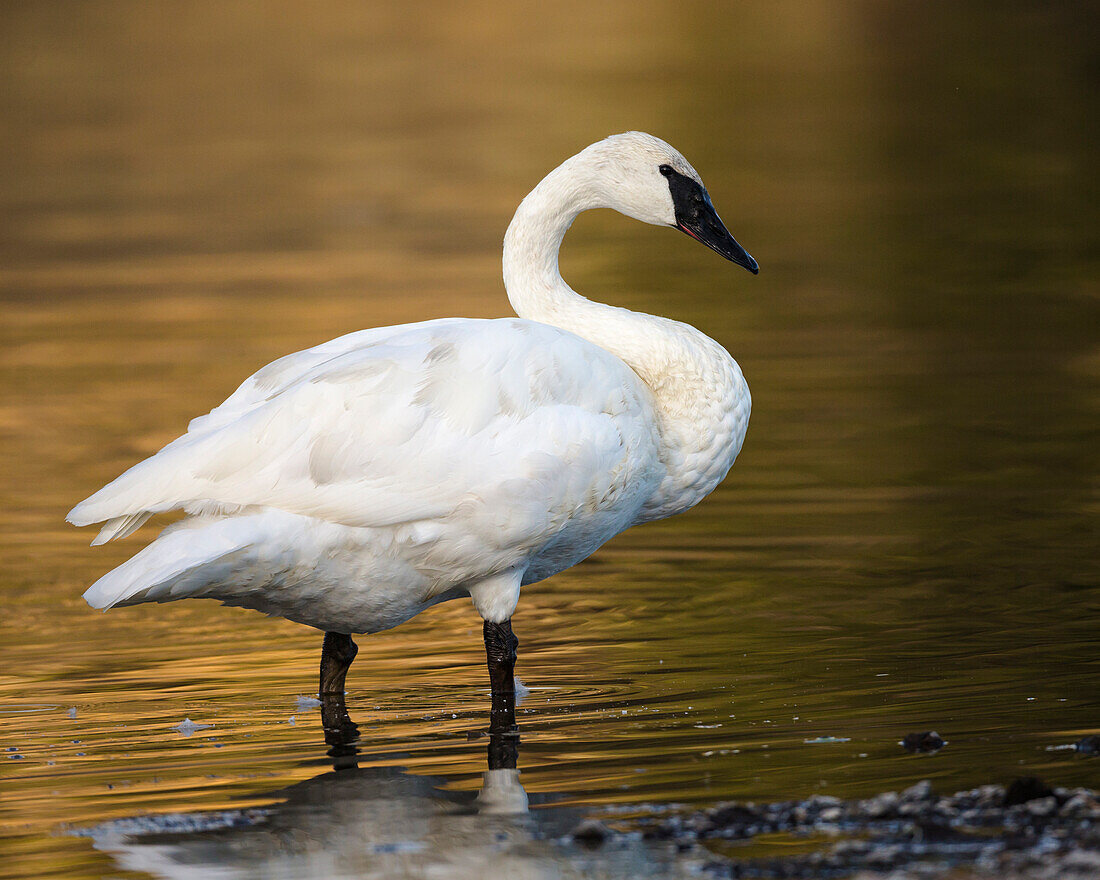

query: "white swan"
xmin=68 ymin=132 xmax=758 ymax=706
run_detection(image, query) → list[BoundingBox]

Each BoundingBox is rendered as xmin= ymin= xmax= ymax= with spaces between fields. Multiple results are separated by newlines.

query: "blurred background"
xmin=1 ymin=2 xmax=1097 ymax=877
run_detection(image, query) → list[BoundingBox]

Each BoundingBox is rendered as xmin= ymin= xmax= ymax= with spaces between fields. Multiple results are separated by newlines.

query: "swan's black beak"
xmin=676 ymin=210 xmax=759 ymax=274
xmin=662 ymin=165 xmax=759 ymax=274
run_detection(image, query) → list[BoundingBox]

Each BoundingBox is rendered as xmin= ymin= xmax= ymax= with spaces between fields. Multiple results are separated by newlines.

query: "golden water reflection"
xmin=1 ymin=2 xmax=1097 ymax=878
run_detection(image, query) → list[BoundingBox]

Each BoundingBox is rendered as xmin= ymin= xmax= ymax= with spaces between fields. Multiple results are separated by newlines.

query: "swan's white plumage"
xmin=69 ymin=132 xmax=752 ymax=634
xmin=71 ymin=318 xmax=660 ymax=531
xmin=71 ymin=319 xmax=666 ymax=631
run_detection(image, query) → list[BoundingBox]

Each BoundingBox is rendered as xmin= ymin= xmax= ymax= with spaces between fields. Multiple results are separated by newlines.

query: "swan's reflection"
xmin=87 ymin=694 xmax=579 ymax=880
xmin=321 ymin=687 xmax=528 ymax=814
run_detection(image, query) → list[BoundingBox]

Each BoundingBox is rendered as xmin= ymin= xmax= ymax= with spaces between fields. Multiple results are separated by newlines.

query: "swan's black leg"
xmin=320 ymin=632 xmax=359 ymax=751
xmin=484 ymin=619 xmax=519 ymax=730
xmin=320 ymin=631 xmax=358 ymax=695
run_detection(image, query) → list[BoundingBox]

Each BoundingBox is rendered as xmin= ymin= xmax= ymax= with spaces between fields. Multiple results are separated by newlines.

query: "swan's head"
xmin=584 ymin=132 xmax=759 ymax=274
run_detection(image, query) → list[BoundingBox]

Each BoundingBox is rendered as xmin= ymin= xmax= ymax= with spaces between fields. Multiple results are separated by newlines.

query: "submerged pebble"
xmin=900 ymin=730 xmax=947 ymax=753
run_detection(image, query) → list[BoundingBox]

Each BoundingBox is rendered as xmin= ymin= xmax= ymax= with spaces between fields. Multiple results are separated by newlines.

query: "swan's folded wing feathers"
xmin=68 ymin=319 xmax=661 ymax=543
xmin=69 ymin=320 xmax=456 ymax=529
xmin=184 ymin=318 xmax=462 ymax=436
xmin=91 ymin=511 xmax=154 ymax=546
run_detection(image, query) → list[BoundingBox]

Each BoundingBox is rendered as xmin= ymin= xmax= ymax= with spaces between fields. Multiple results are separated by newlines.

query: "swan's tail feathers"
xmin=82 ymin=523 xmax=249 ymax=611
xmin=89 ymin=512 xmax=154 ymax=546
xmin=67 ymin=435 xmax=201 ymax=535
xmin=68 ymin=478 xmax=169 ymax=539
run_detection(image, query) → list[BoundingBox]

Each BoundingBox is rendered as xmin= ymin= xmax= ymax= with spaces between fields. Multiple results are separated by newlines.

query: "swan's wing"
xmin=69 ymin=319 xmax=662 ymax=549
xmin=74 ymin=318 xmax=465 ymax=543
xmin=184 ymin=318 xmax=458 ymax=437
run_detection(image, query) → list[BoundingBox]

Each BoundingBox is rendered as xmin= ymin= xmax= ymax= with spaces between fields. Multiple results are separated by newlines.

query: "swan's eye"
xmin=659 ymin=164 xmax=674 ymax=177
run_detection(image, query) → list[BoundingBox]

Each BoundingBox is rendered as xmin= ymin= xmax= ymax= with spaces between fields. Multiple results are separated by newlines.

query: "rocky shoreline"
xmin=572 ymin=778 xmax=1100 ymax=879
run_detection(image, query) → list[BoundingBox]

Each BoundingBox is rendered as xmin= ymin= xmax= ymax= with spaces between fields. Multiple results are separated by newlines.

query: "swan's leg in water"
xmin=484 ymin=619 xmax=519 ymax=729
xmin=320 ymin=631 xmax=358 ymax=695
xmin=320 ymin=632 xmax=359 ymax=747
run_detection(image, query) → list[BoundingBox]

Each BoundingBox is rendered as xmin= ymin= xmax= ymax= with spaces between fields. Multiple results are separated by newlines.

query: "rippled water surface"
xmin=1 ymin=2 xmax=1097 ymax=877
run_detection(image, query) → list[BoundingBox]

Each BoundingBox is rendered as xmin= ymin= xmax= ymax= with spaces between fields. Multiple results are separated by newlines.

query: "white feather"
xmin=91 ymin=512 xmax=153 ymax=546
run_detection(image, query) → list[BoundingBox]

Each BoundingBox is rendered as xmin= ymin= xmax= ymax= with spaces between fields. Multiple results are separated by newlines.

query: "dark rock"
xmin=975 ymin=784 xmax=1005 ymax=806
xmin=1076 ymin=735 xmax=1100 ymax=756
xmin=910 ymin=819 xmax=973 ymax=844
xmin=861 ymin=790 xmax=900 ymax=818
xmin=708 ymin=802 xmax=764 ymax=830
xmin=901 ymin=779 xmax=934 ymax=801
xmin=819 ymin=805 xmax=843 ymax=822
xmin=1025 ymin=796 xmax=1058 ymax=817
xmin=570 ymin=818 xmax=610 ymax=847
xmin=806 ymin=794 xmax=842 ymax=809
xmin=1004 ymin=776 xmax=1054 ymax=807
xmin=900 ymin=731 xmax=947 ymax=753
xmin=1060 ymin=791 xmax=1099 ymax=817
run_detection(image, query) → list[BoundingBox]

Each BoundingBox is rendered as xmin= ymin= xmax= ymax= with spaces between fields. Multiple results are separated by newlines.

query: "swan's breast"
xmin=633 ymin=328 xmax=751 ymax=522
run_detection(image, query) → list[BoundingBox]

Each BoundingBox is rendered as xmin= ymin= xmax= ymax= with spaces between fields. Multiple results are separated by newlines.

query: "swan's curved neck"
xmin=503 ymin=153 xmax=665 ymax=356
xmin=502 ymin=154 xmax=599 ymax=324
xmin=501 ymin=154 xmax=751 ymax=522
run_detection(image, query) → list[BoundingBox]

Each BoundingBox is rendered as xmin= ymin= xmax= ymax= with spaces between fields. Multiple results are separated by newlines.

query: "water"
xmin=1 ymin=2 xmax=1097 ymax=877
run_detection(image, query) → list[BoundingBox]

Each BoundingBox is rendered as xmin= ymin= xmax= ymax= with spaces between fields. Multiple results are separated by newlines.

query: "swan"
xmin=68 ymin=132 xmax=758 ymax=710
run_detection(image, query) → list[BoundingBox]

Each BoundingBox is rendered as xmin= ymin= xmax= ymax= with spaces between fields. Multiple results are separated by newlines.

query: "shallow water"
xmin=1 ymin=2 xmax=1097 ymax=877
